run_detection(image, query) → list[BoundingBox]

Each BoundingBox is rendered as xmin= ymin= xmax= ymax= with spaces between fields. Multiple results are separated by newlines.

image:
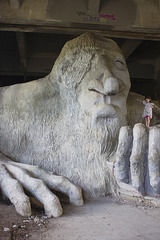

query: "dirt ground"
xmin=1 ymin=196 xmax=160 ymax=240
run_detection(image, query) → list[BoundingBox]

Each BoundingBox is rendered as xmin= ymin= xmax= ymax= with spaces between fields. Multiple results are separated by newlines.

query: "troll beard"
xmin=47 ymin=105 xmax=126 ymax=198
xmin=74 ymin=114 xmax=124 ymax=197
xmin=82 ymin=112 xmax=125 ymax=159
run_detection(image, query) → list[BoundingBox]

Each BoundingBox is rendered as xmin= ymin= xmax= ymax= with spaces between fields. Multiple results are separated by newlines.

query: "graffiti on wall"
xmin=77 ymin=11 xmax=116 ymax=23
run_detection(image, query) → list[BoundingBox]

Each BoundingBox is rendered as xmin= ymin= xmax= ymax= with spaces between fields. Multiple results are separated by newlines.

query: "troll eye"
xmin=115 ymin=59 xmax=125 ymax=70
xmin=96 ymin=73 xmax=104 ymax=81
xmin=116 ymin=60 xmax=124 ymax=65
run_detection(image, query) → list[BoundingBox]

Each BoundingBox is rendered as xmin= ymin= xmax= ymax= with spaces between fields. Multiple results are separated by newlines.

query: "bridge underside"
xmin=0 ymin=0 xmax=160 ymax=99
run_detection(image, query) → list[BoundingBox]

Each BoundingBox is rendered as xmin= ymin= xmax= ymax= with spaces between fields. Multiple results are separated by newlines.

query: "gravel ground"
xmin=1 ymin=196 xmax=160 ymax=240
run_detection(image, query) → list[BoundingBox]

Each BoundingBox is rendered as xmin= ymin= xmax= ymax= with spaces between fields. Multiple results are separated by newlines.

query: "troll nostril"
xmin=96 ymin=73 xmax=104 ymax=81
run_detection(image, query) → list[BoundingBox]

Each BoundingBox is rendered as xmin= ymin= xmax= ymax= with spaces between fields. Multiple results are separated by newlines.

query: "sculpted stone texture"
xmin=114 ymin=126 xmax=133 ymax=183
xmin=129 ymin=123 xmax=148 ymax=195
xmin=0 ymin=33 xmax=160 ymax=217
xmin=148 ymin=127 xmax=160 ymax=193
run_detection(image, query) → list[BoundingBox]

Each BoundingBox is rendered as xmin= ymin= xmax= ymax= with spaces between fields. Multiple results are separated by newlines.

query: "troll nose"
xmin=103 ymin=77 xmax=119 ymax=95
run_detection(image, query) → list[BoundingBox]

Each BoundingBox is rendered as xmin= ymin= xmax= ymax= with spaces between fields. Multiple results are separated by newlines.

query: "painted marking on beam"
xmin=77 ymin=11 xmax=116 ymax=23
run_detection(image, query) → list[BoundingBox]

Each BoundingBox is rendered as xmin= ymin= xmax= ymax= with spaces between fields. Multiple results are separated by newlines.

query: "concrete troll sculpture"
xmin=0 ymin=33 xmax=160 ymax=218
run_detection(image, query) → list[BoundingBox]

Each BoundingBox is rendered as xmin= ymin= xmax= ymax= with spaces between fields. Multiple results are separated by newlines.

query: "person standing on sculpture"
xmin=137 ymin=96 xmax=155 ymax=128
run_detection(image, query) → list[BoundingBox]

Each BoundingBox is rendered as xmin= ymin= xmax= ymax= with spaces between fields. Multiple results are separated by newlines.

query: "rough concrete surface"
xmin=1 ymin=196 xmax=160 ymax=240
xmin=0 ymin=33 xmax=131 ymax=208
xmin=1 ymin=33 xmax=160 ymax=218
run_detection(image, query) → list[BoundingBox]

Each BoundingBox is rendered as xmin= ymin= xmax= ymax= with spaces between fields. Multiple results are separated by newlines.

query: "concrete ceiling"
xmin=0 ymin=0 xmax=160 ymax=99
